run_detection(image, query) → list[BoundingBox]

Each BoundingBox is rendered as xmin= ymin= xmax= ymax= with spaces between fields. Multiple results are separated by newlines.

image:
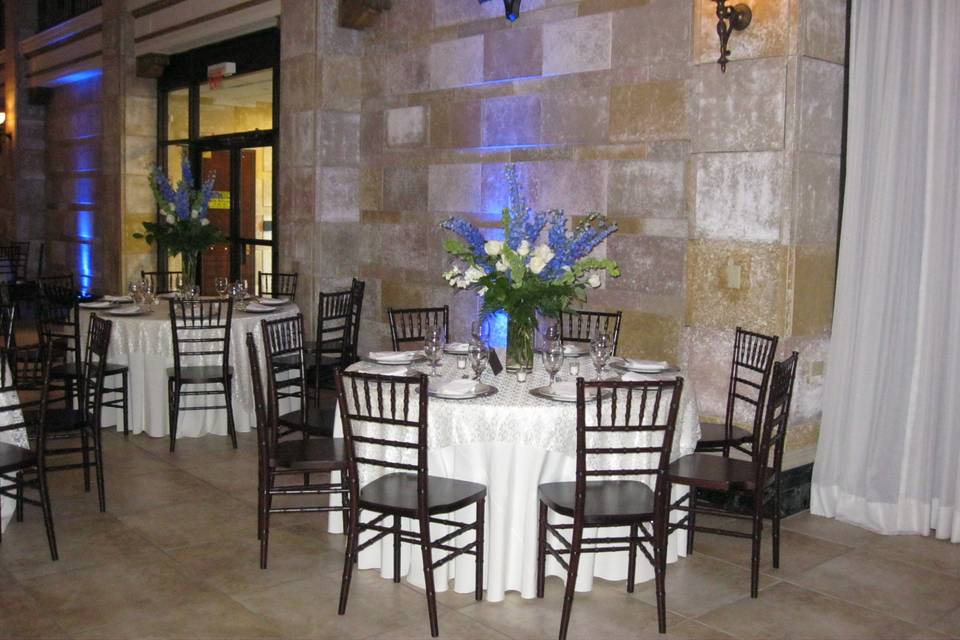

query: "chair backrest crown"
xmin=559 ymin=309 xmax=623 ymax=354
xmin=168 ymin=299 xmax=234 ymax=378
xmin=754 ymin=351 xmax=799 ymax=483
xmin=142 ymin=270 xmax=181 ymax=294
xmin=726 ymin=327 xmax=779 ymax=451
xmin=258 ymin=271 xmax=298 ymax=300
xmin=388 ymin=306 xmax=449 ymax=350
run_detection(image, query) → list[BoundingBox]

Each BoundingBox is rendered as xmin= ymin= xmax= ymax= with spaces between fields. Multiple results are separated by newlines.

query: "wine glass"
xmin=185 ymin=285 xmax=200 ymax=301
xmin=175 ymin=274 xmax=185 ymax=299
xmin=468 ymin=341 xmax=489 ymax=381
xmin=543 ymin=341 xmax=565 ymax=387
xmin=590 ymin=332 xmax=613 ymax=380
xmin=140 ymin=280 xmax=155 ymax=310
xmin=543 ymin=322 xmax=560 ymax=346
xmin=215 ymin=277 xmax=228 ymax=299
xmin=470 ymin=320 xmax=483 ymax=343
xmin=127 ymin=280 xmax=140 ymax=305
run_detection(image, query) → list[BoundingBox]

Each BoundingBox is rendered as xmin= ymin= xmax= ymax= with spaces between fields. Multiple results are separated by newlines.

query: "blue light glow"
xmin=77 ymin=243 xmax=93 ymax=296
xmin=484 ymin=310 xmax=508 ymax=348
xmin=53 ymin=69 xmax=103 ymax=86
xmin=74 ymin=178 xmax=96 ymax=206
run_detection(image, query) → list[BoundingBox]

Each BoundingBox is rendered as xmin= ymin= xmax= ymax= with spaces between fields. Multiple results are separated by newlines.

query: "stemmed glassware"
xmin=128 ymin=281 xmax=141 ymax=306
xmin=590 ymin=332 xmax=613 ymax=380
xmin=215 ymin=277 xmax=229 ymax=300
xmin=423 ymin=325 xmax=443 ymax=377
xmin=468 ymin=341 xmax=489 ymax=381
xmin=232 ymin=279 xmax=249 ymax=311
xmin=543 ymin=340 xmax=565 ymax=387
xmin=175 ymin=274 xmax=185 ymax=300
xmin=140 ymin=279 xmax=155 ymax=310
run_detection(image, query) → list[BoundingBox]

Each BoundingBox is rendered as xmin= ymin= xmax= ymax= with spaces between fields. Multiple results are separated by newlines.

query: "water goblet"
xmin=543 ymin=341 xmax=564 ymax=387
xmin=470 ymin=320 xmax=483 ymax=343
xmin=424 ymin=336 xmax=443 ymax=377
xmin=127 ymin=281 xmax=141 ymax=306
xmin=468 ymin=342 xmax=489 ymax=381
xmin=175 ymin=274 xmax=185 ymax=299
xmin=215 ymin=277 xmax=229 ymax=299
xmin=590 ymin=333 xmax=613 ymax=380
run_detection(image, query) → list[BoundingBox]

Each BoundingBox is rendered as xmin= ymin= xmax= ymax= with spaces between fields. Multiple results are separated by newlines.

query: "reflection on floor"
xmin=2 ymin=430 xmax=959 ymax=639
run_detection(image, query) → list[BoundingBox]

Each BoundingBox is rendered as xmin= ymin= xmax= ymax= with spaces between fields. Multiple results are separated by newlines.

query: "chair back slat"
xmin=559 ymin=309 xmax=623 ymax=355
xmin=388 ymin=306 xmax=449 ymax=350
xmin=575 ymin=378 xmax=683 ymax=514
xmin=168 ymin=299 xmax=233 ymax=380
xmin=725 ymin=327 xmax=779 ymax=453
xmin=349 ymin=278 xmax=365 ymax=361
xmin=38 ymin=277 xmax=81 ymax=367
xmin=245 ymin=333 xmax=273 ymax=463
xmin=142 ymin=270 xmax=181 ymax=294
xmin=755 ymin=352 xmax=799 ymax=485
xmin=0 ymin=243 xmax=30 ymax=283
xmin=261 ymin=314 xmax=308 ymax=452
xmin=80 ymin=314 xmax=112 ymax=429
xmin=258 ymin=271 xmax=299 ymax=300
xmin=335 ymin=370 xmax=430 ymax=498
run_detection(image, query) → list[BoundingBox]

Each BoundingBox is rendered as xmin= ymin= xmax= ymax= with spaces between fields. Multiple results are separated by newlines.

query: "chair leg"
xmin=168 ymin=380 xmax=179 ymax=452
xmin=475 ymin=497 xmax=485 ymax=601
xmin=80 ymin=425 xmax=91 ymax=492
xmin=338 ymin=504 xmax=360 ymax=616
xmin=419 ymin=517 xmax=440 ymax=638
xmin=392 ymin=515 xmax=402 ymax=583
xmin=92 ymin=425 xmax=106 ymax=513
xmin=558 ymin=523 xmax=583 ymax=640
xmin=121 ymin=371 xmax=129 ymax=437
xmin=37 ymin=469 xmax=58 ymax=561
xmin=536 ymin=501 xmax=547 ymax=598
xmin=654 ymin=515 xmax=668 ymax=634
xmin=257 ymin=463 xmax=265 ymax=540
xmin=340 ymin=473 xmax=349 ymax=535
xmin=750 ymin=498 xmax=763 ymax=598
xmin=772 ymin=475 xmax=782 ymax=569
xmin=686 ymin=487 xmax=697 ymax=555
xmin=15 ymin=470 xmax=24 ymax=522
xmin=627 ymin=524 xmax=638 ymax=593
xmin=224 ymin=378 xmax=237 ymax=449
xmin=260 ymin=472 xmax=273 ymax=569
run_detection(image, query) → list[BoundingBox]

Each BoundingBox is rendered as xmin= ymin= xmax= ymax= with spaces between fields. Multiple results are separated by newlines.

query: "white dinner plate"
xmin=428 ymin=381 xmax=498 ymax=400
xmin=242 ymin=303 xmax=275 ymax=313
xmin=443 ymin=342 xmax=472 ymax=355
xmin=79 ymin=301 xmax=113 ymax=309
xmin=528 ymin=385 xmax=612 ymax=403
xmin=363 ymin=352 xmax=428 ymax=365
xmin=108 ymin=306 xmax=148 ymax=317
xmin=609 ymin=359 xmax=680 ymax=375
xmin=257 ymin=297 xmax=289 ymax=306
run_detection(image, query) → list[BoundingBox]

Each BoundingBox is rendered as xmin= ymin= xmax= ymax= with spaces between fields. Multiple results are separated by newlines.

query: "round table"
xmin=329 ymin=353 xmax=701 ymax=602
xmin=0 ymin=362 xmax=28 ymax=533
xmin=79 ymin=301 xmax=299 ymax=439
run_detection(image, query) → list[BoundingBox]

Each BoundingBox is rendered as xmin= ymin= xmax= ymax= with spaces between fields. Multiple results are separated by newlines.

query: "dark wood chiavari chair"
xmin=309 ymin=289 xmax=356 ymax=393
xmin=667 ymin=352 xmax=799 ymax=597
xmin=695 ymin=327 xmax=779 ymax=457
xmin=388 ymin=305 xmax=449 ymax=351
xmin=167 ymin=299 xmax=236 ymax=451
xmin=335 ymin=369 xmax=487 ymax=638
xmin=559 ymin=309 xmax=623 ymax=355
xmin=257 ymin=271 xmax=298 ymax=301
xmin=246 ymin=333 xmax=348 ymax=569
xmin=0 ymin=243 xmax=29 ymax=284
xmin=348 ymin=278 xmax=365 ymax=362
xmin=37 ymin=277 xmax=131 ymax=436
xmin=536 ymin=377 xmax=684 ymax=637
xmin=0 ymin=342 xmax=58 ymax=560
xmin=141 ymin=270 xmax=182 ymax=295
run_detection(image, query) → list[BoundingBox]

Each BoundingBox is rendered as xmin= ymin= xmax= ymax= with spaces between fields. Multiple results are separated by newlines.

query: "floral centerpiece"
xmin=132 ymin=155 xmax=222 ymax=289
xmin=440 ymin=165 xmax=620 ymax=370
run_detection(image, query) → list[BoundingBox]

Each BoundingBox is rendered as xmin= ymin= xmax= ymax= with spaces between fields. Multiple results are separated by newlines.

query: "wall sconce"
xmin=0 ymin=112 xmax=11 ymax=151
xmin=712 ymin=0 xmax=752 ymax=72
xmin=478 ymin=0 xmax=522 ymax=22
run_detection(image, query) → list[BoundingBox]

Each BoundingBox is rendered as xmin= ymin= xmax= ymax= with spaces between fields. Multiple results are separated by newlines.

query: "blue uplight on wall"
xmin=54 ymin=68 xmax=103 ymax=87
xmin=76 ymin=210 xmax=94 ymax=296
xmin=484 ymin=309 xmax=509 ymax=348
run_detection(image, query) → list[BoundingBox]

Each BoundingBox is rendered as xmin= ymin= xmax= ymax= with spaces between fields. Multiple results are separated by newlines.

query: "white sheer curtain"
xmin=811 ymin=0 xmax=960 ymax=539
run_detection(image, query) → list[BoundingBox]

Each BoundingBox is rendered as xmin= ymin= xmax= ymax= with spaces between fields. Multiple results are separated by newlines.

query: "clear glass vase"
xmin=506 ymin=317 xmax=535 ymax=372
xmin=181 ymin=251 xmax=199 ymax=290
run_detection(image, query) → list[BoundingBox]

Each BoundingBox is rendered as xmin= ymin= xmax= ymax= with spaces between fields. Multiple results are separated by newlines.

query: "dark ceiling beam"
xmin=339 ymin=0 xmax=391 ymax=30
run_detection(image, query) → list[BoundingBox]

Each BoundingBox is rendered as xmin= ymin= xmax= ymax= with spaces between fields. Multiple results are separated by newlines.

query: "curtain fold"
xmin=810 ymin=0 xmax=960 ymax=539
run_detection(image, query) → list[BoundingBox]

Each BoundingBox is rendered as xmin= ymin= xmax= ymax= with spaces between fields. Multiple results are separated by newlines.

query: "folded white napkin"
xmin=445 ymin=342 xmax=471 ymax=352
xmin=352 ymin=363 xmax=410 ymax=377
xmin=621 ymin=372 xmax=660 ymax=382
xmin=109 ymin=306 xmax=143 ymax=316
xmin=625 ymin=359 xmax=669 ymax=372
xmin=563 ymin=344 xmax=586 ymax=356
xmin=258 ymin=297 xmax=288 ymax=305
xmin=244 ymin=302 xmax=273 ymax=312
xmin=80 ymin=301 xmax=112 ymax=309
xmin=550 ymin=380 xmax=579 ymax=400
xmin=103 ymin=295 xmax=132 ymax=303
xmin=433 ymin=379 xmax=478 ymax=397
xmin=369 ymin=351 xmax=417 ymax=363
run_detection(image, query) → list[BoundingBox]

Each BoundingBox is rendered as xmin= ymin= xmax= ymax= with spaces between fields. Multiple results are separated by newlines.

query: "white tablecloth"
xmin=329 ymin=353 xmax=701 ymax=602
xmin=79 ymin=302 xmax=299 ymax=439
xmin=1 ymin=363 xmax=28 ymax=533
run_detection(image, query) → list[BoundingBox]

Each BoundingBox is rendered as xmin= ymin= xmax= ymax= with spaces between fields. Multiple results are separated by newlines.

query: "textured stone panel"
xmin=694 ymin=0 xmax=789 ymax=64
xmin=533 ymin=160 xmax=609 ymax=214
xmin=385 ymin=106 xmax=427 ymax=147
xmin=613 ymin=0 xmax=691 ymax=68
xmin=792 ymin=244 xmax=836 ymax=337
xmin=321 ymin=56 xmax=362 ymax=112
xmin=428 ymin=164 xmax=482 ymax=214
xmin=282 ymin=166 xmax=316 ymax=222
xmin=685 ymin=240 xmax=788 ymax=336
xmin=430 ymin=100 xmax=482 ymax=149
xmin=430 ymin=36 xmax=484 ymax=89
xmin=680 ymin=325 xmax=736 ymax=420
xmin=608 ymin=158 xmax=685 ymax=218
xmin=317 ymin=111 xmax=360 ymax=165
xmin=542 ymin=14 xmax=613 ymax=76
xmin=694 ymin=151 xmax=784 ymax=243
xmin=481 ymin=95 xmax=541 ymax=147
xmin=799 ymin=58 xmax=844 ymax=154
xmin=280 ymin=0 xmax=316 ymax=59
xmin=434 ymin=0 xmax=503 ymax=26
xmin=386 ymin=47 xmax=430 ymax=95
xmin=318 ymin=167 xmax=360 ymax=222
xmin=540 ymin=92 xmax=609 ymax=144
xmin=360 ymin=168 xmax=383 ymax=211
xmin=281 ymin=110 xmax=314 ymax=168
xmin=383 ymin=166 xmax=428 ymax=212
xmin=361 ymin=111 xmax=384 ymax=155
xmin=801 ymin=0 xmax=847 ymax=64
xmin=609 ymin=81 xmax=687 ymax=142
xmin=617 ymin=310 xmax=682 ymax=362
xmin=694 ymin=58 xmax=786 ymax=152
xmin=484 ymin=26 xmax=543 ymax=81
xmin=318 ymin=222 xmax=361 ymax=278
xmin=607 ymin=235 xmax=686 ymax=296
xmin=281 ymin=54 xmax=315 ymax=111
xmin=795 ymin=153 xmax=840 ymax=245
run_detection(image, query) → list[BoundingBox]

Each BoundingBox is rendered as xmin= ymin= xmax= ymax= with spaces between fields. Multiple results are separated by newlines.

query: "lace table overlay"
xmin=0 ymin=364 xmax=28 ymax=532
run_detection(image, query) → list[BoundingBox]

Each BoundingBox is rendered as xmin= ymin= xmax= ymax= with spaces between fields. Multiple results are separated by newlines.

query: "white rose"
xmin=464 ymin=266 xmax=485 ymax=284
xmin=200 ymin=218 xmax=210 ymax=226
xmin=443 ymin=267 xmax=461 ymax=284
xmin=190 ymin=209 xmax=200 ymax=219
xmin=165 ymin=214 xmax=176 ymax=224
xmin=529 ymin=256 xmax=548 ymax=275
xmin=588 ymin=274 xmax=601 ymax=288
xmin=484 ymin=240 xmax=503 ymax=256
xmin=496 ymin=259 xmax=509 ymax=273
xmin=517 ymin=240 xmax=531 ymax=256
xmin=532 ymin=243 xmax=554 ymax=262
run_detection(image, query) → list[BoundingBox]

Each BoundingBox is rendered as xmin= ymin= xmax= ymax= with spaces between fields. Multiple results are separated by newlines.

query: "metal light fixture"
xmin=712 ymin=0 xmax=752 ymax=72
xmin=478 ymin=0 xmax=521 ymax=22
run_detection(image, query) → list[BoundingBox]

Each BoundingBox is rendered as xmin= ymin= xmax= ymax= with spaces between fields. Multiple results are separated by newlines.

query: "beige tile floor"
xmin=2 ymin=430 xmax=959 ymax=640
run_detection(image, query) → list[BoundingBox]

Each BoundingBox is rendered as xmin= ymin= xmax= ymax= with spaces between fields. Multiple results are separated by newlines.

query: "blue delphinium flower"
xmin=199 ymin=175 xmax=216 ymax=216
xmin=181 ymin=155 xmax=194 ymax=187
xmin=174 ymin=181 xmax=191 ymax=220
xmin=154 ymin=172 xmax=176 ymax=204
xmin=441 ymin=217 xmax=490 ymax=269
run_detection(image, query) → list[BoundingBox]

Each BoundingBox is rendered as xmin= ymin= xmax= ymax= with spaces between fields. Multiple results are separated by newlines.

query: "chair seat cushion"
xmin=695 ymin=421 xmax=753 ymax=450
xmin=166 ymin=366 xmax=233 ymax=382
xmin=360 ymin=472 xmax=486 ymax=516
xmin=50 ymin=361 xmax=128 ymax=378
xmin=22 ymin=408 xmax=85 ymax=433
xmin=271 ymin=437 xmax=347 ymax=471
xmin=539 ymin=480 xmax=656 ymax=525
xmin=0 ymin=441 xmax=38 ymax=473
xmin=666 ymin=453 xmax=769 ymax=491
xmin=279 ymin=403 xmax=336 ymax=438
